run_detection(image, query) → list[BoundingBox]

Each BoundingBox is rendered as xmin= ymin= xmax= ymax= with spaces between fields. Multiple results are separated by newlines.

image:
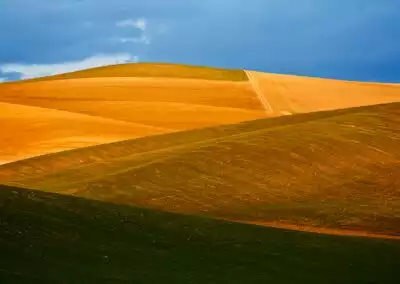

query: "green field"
xmin=0 ymin=184 xmax=399 ymax=284
xmin=1 ymin=103 xmax=399 ymax=236
xmin=13 ymin=63 xmax=248 ymax=82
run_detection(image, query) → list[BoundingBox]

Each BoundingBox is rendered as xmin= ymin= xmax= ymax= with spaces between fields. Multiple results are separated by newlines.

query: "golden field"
xmin=1 ymin=63 xmax=400 ymax=239
xmin=1 ymin=63 xmax=399 ymax=164
xmin=246 ymin=70 xmax=400 ymax=115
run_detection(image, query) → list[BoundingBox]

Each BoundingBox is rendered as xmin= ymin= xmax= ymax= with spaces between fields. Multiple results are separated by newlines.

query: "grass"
xmin=1 ymin=184 xmax=399 ymax=284
xmin=9 ymin=63 xmax=249 ymax=82
xmin=1 ymin=103 xmax=399 ymax=236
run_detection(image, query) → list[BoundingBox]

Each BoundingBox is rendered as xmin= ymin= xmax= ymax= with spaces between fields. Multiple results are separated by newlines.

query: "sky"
xmin=0 ymin=0 xmax=399 ymax=82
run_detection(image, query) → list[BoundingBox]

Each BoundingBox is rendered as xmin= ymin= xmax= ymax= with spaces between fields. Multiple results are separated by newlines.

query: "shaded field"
xmin=2 ymin=103 xmax=399 ymax=236
xmin=13 ymin=63 xmax=249 ymax=82
xmin=246 ymin=71 xmax=400 ymax=115
xmin=0 ymin=102 xmax=166 ymax=164
xmin=1 ymin=185 xmax=399 ymax=284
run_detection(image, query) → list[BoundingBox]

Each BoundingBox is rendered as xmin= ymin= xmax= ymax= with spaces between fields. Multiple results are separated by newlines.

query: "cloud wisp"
xmin=116 ymin=18 xmax=147 ymax=31
xmin=119 ymin=35 xmax=151 ymax=45
xmin=116 ymin=18 xmax=151 ymax=45
xmin=0 ymin=53 xmax=137 ymax=79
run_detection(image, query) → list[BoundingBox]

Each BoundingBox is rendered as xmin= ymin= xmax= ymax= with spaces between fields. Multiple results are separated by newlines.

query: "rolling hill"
xmin=0 ymin=77 xmax=266 ymax=128
xmin=1 ymin=184 xmax=399 ymax=283
xmin=0 ymin=101 xmax=167 ymax=164
xmin=1 ymin=103 xmax=399 ymax=237
xmin=15 ymin=62 xmax=249 ymax=82
xmin=1 ymin=63 xmax=399 ymax=164
xmin=1 ymin=63 xmax=400 ymax=283
xmin=246 ymin=71 xmax=400 ymax=115
xmin=0 ymin=64 xmax=269 ymax=163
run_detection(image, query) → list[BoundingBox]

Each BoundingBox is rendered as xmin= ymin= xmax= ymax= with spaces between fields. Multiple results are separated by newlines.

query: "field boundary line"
xmin=244 ymin=70 xmax=273 ymax=114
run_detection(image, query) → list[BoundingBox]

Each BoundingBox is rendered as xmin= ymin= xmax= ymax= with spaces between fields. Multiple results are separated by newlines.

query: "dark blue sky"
xmin=1 ymin=0 xmax=399 ymax=82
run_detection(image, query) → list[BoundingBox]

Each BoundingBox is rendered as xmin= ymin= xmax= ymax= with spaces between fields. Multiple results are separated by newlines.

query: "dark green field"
xmin=1 ymin=184 xmax=399 ymax=284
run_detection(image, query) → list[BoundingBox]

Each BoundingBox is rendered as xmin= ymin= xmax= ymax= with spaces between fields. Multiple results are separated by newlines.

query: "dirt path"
xmin=244 ymin=70 xmax=273 ymax=114
xmin=229 ymin=219 xmax=400 ymax=240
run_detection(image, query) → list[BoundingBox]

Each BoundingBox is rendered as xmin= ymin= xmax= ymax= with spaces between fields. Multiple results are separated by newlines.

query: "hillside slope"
xmin=0 ymin=64 xmax=268 ymax=163
xmin=245 ymin=71 xmax=400 ymax=115
xmin=0 ymin=77 xmax=266 ymax=129
xmin=1 ymin=63 xmax=399 ymax=164
xmin=1 ymin=103 xmax=399 ymax=236
xmin=13 ymin=62 xmax=249 ymax=82
xmin=1 ymin=185 xmax=399 ymax=284
xmin=0 ymin=102 xmax=167 ymax=164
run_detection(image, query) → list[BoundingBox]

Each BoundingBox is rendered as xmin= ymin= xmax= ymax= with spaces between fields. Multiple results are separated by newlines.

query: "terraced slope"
xmin=1 ymin=185 xmax=399 ymax=284
xmin=16 ymin=62 xmax=249 ymax=82
xmin=0 ymin=102 xmax=166 ymax=164
xmin=2 ymin=103 xmax=399 ymax=236
xmin=245 ymin=71 xmax=400 ymax=115
xmin=0 ymin=64 xmax=267 ymax=163
xmin=1 ymin=63 xmax=399 ymax=164
xmin=0 ymin=77 xmax=266 ymax=129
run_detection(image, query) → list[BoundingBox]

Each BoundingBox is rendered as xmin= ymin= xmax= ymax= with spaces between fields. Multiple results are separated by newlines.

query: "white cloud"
xmin=0 ymin=53 xmax=138 ymax=79
xmin=115 ymin=18 xmax=151 ymax=45
xmin=116 ymin=18 xmax=146 ymax=31
xmin=0 ymin=78 xmax=6 ymax=83
xmin=119 ymin=35 xmax=151 ymax=45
